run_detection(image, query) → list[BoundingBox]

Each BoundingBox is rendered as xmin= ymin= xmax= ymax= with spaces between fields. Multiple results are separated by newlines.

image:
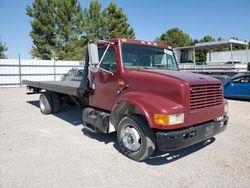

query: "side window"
xmin=68 ymin=69 xmax=76 ymax=80
xmin=232 ymin=77 xmax=243 ymax=83
xmin=98 ymin=47 xmax=117 ymax=72
xmin=247 ymin=76 xmax=250 ymax=83
xmin=231 ymin=77 xmax=250 ymax=83
xmin=242 ymin=76 xmax=250 ymax=83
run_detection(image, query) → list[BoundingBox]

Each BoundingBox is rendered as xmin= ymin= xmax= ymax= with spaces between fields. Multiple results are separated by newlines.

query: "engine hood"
xmin=122 ymin=69 xmax=221 ymax=105
xmin=143 ymin=69 xmax=221 ymax=85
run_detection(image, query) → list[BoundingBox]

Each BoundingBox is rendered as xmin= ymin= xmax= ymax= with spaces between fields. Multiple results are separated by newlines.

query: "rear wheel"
xmin=117 ymin=115 xmax=156 ymax=161
xmin=39 ymin=93 xmax=53 ymax=114
xmin=51 ymin=93 xmax=62 ymax=113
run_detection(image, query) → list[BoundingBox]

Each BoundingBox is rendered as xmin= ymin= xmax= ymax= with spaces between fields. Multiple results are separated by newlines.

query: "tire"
xmin=39 ymin=93 xmax=53 ymax=115
xmin=117 ymin=115 xmax=156 ymax=161
xmin=51 ymin=93 xmax=62 ymax=113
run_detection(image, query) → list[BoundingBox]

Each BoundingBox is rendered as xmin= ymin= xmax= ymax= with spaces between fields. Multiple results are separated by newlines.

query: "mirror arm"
xmin=99 ymin=67 xmax=114 ymax=76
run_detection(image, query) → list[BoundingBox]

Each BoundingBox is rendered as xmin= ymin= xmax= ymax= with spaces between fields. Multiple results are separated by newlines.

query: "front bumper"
xmin=156 ymin=116 xmax=228 ymax=151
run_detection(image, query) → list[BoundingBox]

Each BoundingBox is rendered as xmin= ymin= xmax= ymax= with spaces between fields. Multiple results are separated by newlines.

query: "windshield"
xmin=121 ymin=43 xmax=178 ymax=70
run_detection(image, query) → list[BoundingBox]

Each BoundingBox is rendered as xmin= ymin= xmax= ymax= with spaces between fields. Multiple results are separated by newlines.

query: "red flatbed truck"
xmin=23 ymin=38 xmax=229 ymax=161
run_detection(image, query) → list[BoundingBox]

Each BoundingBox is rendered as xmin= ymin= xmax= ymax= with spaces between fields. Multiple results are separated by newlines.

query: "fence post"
xmin=18 ymin=53 xmax=22 ymax=87
xmin=53 ymin=58 xmax=56 ymax=81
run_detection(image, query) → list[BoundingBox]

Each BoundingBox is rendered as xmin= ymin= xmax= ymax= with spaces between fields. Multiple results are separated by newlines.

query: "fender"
xmin=110 ymin=91 xmax=184 ymax=130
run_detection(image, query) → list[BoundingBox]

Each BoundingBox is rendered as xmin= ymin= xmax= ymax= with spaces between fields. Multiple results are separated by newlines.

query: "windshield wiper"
xmin=131 ymin=66 xmax=154 ymax=70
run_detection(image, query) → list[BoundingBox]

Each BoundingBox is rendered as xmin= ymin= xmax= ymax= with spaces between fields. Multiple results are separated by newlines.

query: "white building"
xmin=174 ymin=39 xmax=249 ymax=64
xmin=207 ymin=49 xmax=250 ymax=64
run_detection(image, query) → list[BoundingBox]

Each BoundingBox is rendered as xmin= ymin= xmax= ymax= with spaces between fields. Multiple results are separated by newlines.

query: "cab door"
xmin=89 ymin=46 xmax=119 ymax=110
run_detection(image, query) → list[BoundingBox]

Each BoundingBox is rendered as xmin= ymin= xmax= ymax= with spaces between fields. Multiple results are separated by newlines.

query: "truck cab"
xmin=24 ymin=38 xmax=229 ymax=161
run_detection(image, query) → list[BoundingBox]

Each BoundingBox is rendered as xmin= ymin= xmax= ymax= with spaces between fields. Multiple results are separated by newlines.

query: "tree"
xmin=154 ymin=37 xmax=160 ymax=43
xmin=26 ymin=0 xmax=56 ymax=59
xmin=230 ymin=36 xmax=239 ymax=40
xmin=158 ymin=28 xmax=192 ymax=48
xmin=103 ymin=3 xmax=135 ymax=39
xmin=217 ymin=37 xmax=224 ymax=41
xmin=199 ymin=35 xmax=215 ymax=43
xmin=27 ymin=0 xmax=135 ymax=60
xmin=0 ymin=37 xmax=8 ymax=59
xmin=191 ymin=39 xmax=199 ymax=45
xmin=54 ymin=0 xmax=85 ymax=60
xmin=83 ymin=1 xmax=136 ymax=41
xmin=83 ymin=0 xmax=106 ymax=41
xmin=195 ymin=35 xmax=215 ymax=63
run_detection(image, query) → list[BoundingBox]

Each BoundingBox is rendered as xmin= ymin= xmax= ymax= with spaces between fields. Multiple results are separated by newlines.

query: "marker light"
xmin=154 ymin=113 xmax=184 ymax=125
xmin=118 ymin=80 xmax=125 ymax=86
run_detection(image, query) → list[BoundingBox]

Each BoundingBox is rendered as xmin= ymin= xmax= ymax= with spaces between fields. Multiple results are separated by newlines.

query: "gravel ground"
xmin=0 ymin=87 xmax=250 ymax=188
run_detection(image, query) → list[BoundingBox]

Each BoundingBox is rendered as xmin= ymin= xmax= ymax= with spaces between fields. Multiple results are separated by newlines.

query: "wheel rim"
xmin=121 ymin=125 xmax=141 ymax=152
xmin=40 ymin=96 xmax=45 ymax=112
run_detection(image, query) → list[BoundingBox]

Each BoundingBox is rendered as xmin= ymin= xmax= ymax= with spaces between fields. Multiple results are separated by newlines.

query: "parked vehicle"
xmin=225 ymin=61 xmax=243 ymax=65
xmin=223 ymin=74 xmax=250 ymax=99
xmin=61 ymin=68 xmax=84 ymax=81
xmin=178 ymin=62 xmax=249 ymax=74
xmin=23 ymin=38 xmax=228 ymax=161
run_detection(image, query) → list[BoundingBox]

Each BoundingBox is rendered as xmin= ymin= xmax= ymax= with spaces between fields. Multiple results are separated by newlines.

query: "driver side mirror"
xmin=88 ymin=42 xmax=99 ymax=66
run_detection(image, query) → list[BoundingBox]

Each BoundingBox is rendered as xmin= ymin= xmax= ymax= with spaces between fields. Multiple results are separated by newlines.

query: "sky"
xmin=0 ymin=0 xmax=250 ymax=59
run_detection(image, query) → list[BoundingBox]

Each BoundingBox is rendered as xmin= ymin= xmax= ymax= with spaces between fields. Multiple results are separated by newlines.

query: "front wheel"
xmin=117 ymin=115 xmax=156 ymax=161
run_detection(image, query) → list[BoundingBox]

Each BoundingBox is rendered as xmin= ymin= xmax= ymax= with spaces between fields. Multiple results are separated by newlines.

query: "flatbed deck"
xmin=23 ymin=80 xmax=83 ymax=96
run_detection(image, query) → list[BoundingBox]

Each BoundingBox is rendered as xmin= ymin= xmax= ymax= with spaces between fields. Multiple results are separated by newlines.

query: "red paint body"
xmin=89 ymin=38 xmax=227 ymax=130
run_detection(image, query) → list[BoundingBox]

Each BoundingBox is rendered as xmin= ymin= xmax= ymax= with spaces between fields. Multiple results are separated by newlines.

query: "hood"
xmin=139 ymin=69 xmax=221 ymax=85
xmin=123 ymin=69 xmax=221 ymax=105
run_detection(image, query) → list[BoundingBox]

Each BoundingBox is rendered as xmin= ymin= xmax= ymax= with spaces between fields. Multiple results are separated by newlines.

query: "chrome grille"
xmin=190 ymin=84 xmax=223 ymax=111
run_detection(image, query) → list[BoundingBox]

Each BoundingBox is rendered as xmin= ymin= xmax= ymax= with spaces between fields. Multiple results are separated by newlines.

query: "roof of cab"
xmin=102 ymin=38 xmax=173 ymax=50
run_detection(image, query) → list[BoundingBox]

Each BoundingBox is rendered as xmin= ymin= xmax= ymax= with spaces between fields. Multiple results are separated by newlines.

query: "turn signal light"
xmin=154 ymin=113 xmax=184 ymax=125
xmin=154 ymin=114 xmax=169 ymax=125
xmin=118 ymin=80 xmax=125 ymax=86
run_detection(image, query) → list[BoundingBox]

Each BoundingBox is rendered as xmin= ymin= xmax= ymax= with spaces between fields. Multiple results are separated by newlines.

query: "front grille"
xmin=190 ymin=84 xmax=223 ymax=111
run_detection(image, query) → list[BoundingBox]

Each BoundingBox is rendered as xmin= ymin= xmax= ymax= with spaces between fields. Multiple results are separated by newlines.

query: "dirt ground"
xmin=0 ymin=87 xmax=249 ymax=188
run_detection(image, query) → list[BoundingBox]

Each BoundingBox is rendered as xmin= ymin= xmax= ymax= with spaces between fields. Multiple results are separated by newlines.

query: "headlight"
xmin=224 ymin=103 xmax=228 ymax=114
xmin=154 ymin=113 xmax=184 ymax=125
